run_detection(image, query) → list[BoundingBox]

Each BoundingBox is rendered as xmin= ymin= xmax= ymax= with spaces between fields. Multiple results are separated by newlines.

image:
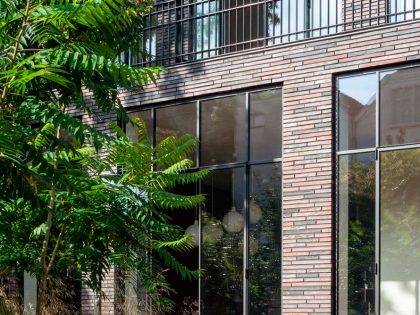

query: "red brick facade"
xmin=80 ymin=20 xmax=420 ymax=314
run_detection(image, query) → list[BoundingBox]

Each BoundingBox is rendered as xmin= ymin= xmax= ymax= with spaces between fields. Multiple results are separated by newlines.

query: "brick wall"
xmin=104 ymin=20 xmax=420 ymax=315
xmin=81 ymin=267 xmax=116 ymax=315
xmin=343 ymin=0 xmax=387 ymax=30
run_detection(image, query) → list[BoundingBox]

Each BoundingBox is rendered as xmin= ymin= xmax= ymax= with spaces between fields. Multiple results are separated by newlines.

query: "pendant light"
xmin=203 ymin=222 xmax=224 ymax=243
xmin=185 ymin=183 xmax=200 ymax=247
xmin=222 ymin=174 xmax=244 ymax=233
xmin=249 ymin=198 xmax=262 ymax=225
xmin=223 ymin=206 xmax=244 ymax=233
xmin=249 ymin=181 xmax=262 ymax=225
xmin=185 ymin=219 xmax=199 ymax=247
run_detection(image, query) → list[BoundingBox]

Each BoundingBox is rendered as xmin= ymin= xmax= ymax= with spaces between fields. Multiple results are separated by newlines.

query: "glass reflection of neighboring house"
xmin=339 ymin=92 xmax=375 ymax=151
xmin=380 ymin=70 xmax=420 ymax=146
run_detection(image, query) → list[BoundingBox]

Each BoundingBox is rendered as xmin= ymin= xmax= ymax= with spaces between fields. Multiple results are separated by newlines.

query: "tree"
xmin=0 ymin=0 xmax=207 ymax=313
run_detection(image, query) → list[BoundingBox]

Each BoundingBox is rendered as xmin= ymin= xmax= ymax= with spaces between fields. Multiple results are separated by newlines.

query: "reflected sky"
xmin=339 ymin=74 xmax=377 ymax=106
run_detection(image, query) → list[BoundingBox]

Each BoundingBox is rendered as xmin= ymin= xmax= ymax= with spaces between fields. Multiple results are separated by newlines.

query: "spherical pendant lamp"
xmin=203 ymin=222 xmax=224 ymax=243
xmin=249 ymin=199 xmax=262 ymax=225
xmin=222 ymin=207 xmax=244 ymax=233
xmin=239 ymin=235 xmax=259 ymax=256
xmin=185 ymin=220 xmax=199 ymax=247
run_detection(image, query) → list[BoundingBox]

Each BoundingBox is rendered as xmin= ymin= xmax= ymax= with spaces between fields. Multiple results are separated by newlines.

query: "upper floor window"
xmin=132 ymin=0 xmax=342 ymax=65
xmin=130 ymin=0 xmax=420 ymax=66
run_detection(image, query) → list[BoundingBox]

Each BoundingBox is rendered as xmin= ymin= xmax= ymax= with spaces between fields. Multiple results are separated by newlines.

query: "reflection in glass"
xmin=248 ymin=163 xmax=282 ymax=315
xmin=338 ymin=153 xmax=376 ymax=315
xmin=201 ymin=168 xmax=245 ymax=315
xmin=310 ymin=0 xmax=340 ymax=36
xmin=250 ymin=89 xmax=282 ymax=161
xmin=338 ymin=74 xmax=376 ymax=151
xmin=166 ymin=184 xmax=199 ymax=313
xmin=380 ymin=67 xmax=420 ymax=146
xmin=195 ymin=0 xmax=221 ymax=59
xmin=388 ymin=0 xmax=420 ymax=22
xmin=126 ymin=110 xmax=153 ymax=143
xmin=156 ymin=103 xmax=197 ymax=164
xmin=201 ymin=94 xmax=246 ymax=165
xmin=380 ymin=148 xmax=420 ymax=315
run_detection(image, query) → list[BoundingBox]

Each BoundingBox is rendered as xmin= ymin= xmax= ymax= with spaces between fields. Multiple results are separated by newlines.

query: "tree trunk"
xmin=36 ymin=124 xmax=62 ymax=315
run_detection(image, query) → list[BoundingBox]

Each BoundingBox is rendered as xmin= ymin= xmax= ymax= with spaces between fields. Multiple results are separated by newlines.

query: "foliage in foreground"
xmin=0 ymin=118 xmax=207 ymax=313
xmin=0 ymin=0 xmax=206 ymax=313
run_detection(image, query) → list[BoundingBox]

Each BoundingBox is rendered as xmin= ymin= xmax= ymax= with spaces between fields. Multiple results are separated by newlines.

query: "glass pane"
xmin=338 ymin=74 xmax=376 ymax=151
xmin=380 ymin=148 xmax=420 ymax=315
xmin=126 ymin=110 xmax=153 ymax=143
xmin=338 ymin=153 xmax=376 ymax=315
xmin=201 ymin=168 xmax=245 ymax=315
xmin=201 ymin=94 xmax=246 ymax=166
xmin=380 ymin=67 xmax=420 ymax=146
xmin=168 ymin=183 xmax=199 ymax=313
xmin=156 ymin=103 xmax=197 ymax=165
xmin=250 ymin=88 xmax=282 ymax=161
xmin=248 ymin=163 xmax=282 ymax=315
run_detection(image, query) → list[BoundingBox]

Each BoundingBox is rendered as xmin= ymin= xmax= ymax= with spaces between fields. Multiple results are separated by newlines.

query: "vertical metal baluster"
xmin=327 ymin=0 xmax=330 ymax=33
xmin=395 ymin=0 xmax=397 ymax=22
xmin=208 ymin=0 xmax=211 ymax=57
xmin=311 ymin=0 xmax=314 ymax=36
xmin=272 ymin=0 xmax=276 ymax=43
xmin=236 ymin=0 xmax=238 ymax=51
xmin=148 ymin=18 xmax=152 ymax=65
xmin=344 ymin=0 xmax=347 ymax=30
xmin=167 ymin=4 xmax=170 ymax=64
xmin=215 ymin=0 xmax=218 ymax=55
xmin=242 ymin=0 xmax=245 ymax=50
xmin=201 ymin=1 xmax=204 ymax=58
xmin=360 ymin=0 xmax=363 ymax=28
xmin=336 ymin=0 xmax=338 ymax=32
xmin=280 ymin=0 xmax=283 ymax=42
xmin=254 ymin=0 xmax=257 ymax=48
xmin=287 ymin=0 xmax=290 ymax=41
xmin=413 ymin=0 xmax=415 ymax=20
xmin=319 ymin=0 xmax=322 ymax=35
xmin=228 ymin=0 xmax=231 ymax=52
xmin=295 ymin=0 xmax=298 ymax=39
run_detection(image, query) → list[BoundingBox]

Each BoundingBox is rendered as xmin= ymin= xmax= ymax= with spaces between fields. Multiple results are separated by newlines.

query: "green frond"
xmin=154 ymin=134 xmax=197 ymax=167
xmin=153 ymin=235 xmax=194 ymax=253
xmin=149 ymin=190 xmax=205 ymax=211
xmin=158 ymin=249 xmax=200 ymax=281
xmin=34 ymin=122 xmax=56 ymax=150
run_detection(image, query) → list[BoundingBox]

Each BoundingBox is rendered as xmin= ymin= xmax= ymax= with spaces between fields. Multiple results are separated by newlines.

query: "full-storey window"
xmin=129 ymin=0 xmax=420 ymax=66
xmin=126 ymin=87 xmax=282 ymax=314
xmin=337 ymin=65 xmax=420 ymax=315
xmin=131 ymin=0 xmax=341 ymax=65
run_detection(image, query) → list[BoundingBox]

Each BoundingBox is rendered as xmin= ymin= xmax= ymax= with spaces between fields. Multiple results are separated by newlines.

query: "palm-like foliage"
xmin=0 ymin=114 xmax=207 ymax=313
xmin=0 ymin=0 xmax=206 ymax=313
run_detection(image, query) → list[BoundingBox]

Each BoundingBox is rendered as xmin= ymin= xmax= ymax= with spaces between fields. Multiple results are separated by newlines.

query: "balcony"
xmin=129 ymin=0 xmax=420 ymax=66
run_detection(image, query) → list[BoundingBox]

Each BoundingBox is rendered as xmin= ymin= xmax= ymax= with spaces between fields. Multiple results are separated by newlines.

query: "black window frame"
xmin=124 ymin=85 xmax=283 ymax=315
xmin=335 ymin=62 xmax=420 ymax=315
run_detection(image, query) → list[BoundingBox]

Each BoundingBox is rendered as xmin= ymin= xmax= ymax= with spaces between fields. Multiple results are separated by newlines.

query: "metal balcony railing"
xmin=129 ymin=0 xmax=420 ymax=66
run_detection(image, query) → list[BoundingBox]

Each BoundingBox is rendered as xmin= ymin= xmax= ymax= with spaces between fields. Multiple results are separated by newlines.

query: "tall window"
xmin=133 ymin=0 xmax=341 ymax=65
xmin=337 ymin=65 xmax=420 ymax=315
xmin=126 ymin=87 xmax=283 ymax=314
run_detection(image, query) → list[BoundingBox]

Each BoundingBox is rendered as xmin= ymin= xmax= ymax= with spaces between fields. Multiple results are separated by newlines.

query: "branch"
xmin=0 ymin=0 xmax=31 ymax=108
xmin=46 ymin=225 xmax=65 ymax=275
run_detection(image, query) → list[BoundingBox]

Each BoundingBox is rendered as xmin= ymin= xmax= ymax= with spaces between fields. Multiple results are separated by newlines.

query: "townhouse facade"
xmin=78 ymin=0 xmax=420 ymax=314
